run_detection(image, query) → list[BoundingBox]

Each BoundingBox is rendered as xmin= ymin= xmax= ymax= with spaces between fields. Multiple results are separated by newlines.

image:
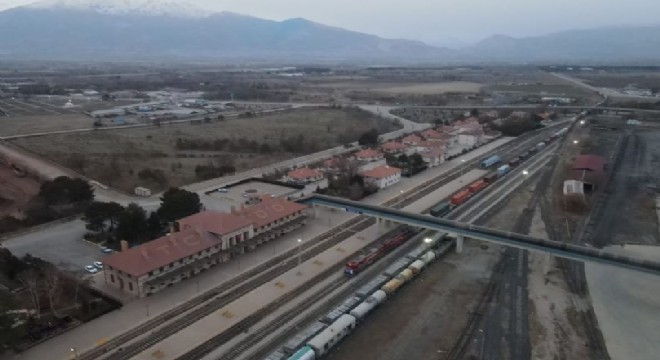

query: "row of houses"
xmin=284 ymin=117 xmax=489 ymax=191
xmin=102 ymin=196 xmax=309 ymax=297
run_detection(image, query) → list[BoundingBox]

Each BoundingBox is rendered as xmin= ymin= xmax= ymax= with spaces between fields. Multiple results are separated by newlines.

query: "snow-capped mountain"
xmin=28 ymin=0 xmax=211 ymax=18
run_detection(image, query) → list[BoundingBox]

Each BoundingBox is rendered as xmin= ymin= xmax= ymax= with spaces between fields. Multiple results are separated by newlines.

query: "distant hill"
xmin=0 ymin=1 xmax=659 ymax=63
xmin=462 ymin=26 xmax=660 ymax=63
xmin=0 ymin=1 xmax=447 ymax=62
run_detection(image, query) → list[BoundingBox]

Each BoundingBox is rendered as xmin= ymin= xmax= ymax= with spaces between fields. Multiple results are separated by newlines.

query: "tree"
xmin=84 ymin=201 xmax=124 ymax=234
xmin=39 ymin=176 xmax=94 ymax=205
xmin=157 ymin=188 xmax=202 ymax=223
xmin=410 ymin=153 xmax=424 ymax=169
xmin=17 ymin=269 xmax=41 ymax=319
xmin=116 ymin=203 xmax=148 ymax=243
xmin=470 ymin=108 xmax=479 ymax=117
xmin=358 ymin=128 xmax=379 ymax=147
xmin=147 ymin=212 xmax=166 ymax=239
xmin=397 ymin=153 xmax=409 ymax=164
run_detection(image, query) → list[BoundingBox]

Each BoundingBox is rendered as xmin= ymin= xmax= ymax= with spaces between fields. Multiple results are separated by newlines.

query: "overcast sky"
xmin=1 ymin=0 xmax=660 ymax=47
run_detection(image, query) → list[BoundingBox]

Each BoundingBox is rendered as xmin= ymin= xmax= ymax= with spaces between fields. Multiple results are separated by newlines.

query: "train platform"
xmin=11 ymin=207 xmax=352 ymax=360
xmin=131 ymin=224 xmax=384 ymax=360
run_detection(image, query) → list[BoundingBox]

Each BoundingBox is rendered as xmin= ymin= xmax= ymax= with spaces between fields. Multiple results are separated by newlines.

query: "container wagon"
xmin=307 ymin=315 xmax=356 ymax=357
xmin=497 ymin=164 xmax=511 ymax=177
xmin=480 ymin=155 xmax=501 ymax=169
xmin=468 ymin=180 xmax=487 ymax=193
xmin=484 ymin=172 xmax=499 ymax=184
xmin=535 ymin=142 xmax=546 ymax=151
xmin=450 ymin=189 xmax=471 ymax=206
xmin=430 ymin=201 xmax=452 ymax=217
xmin=509 ymin=157 xmax=521 ymax=168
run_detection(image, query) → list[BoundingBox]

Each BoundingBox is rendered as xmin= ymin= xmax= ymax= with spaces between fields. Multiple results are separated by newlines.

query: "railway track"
xmin=89 ymin=127 xmax=560 ymax=360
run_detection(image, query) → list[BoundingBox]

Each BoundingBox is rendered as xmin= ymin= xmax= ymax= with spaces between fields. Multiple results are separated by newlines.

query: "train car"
xmin=480 ymin=155 xmax=501 ymax=169
xmin=468 ymin=180 xmax=487 ymax=194
xmin=509 ymin=156 xmax=521 ymax=168
xmin=307 ymin=314 xmax=356 ymax=357
xmin=383 ymin=257 xmax=415 ymax=277
xmin=287 ymin=346 xmax=315 ymax=360
xmin=519 ymin=151 xmax=530 ymax=160
xmin=497 ymin=164 xmax=511 ymax=177
xmin=381 ymin=269 xmax=413 ymax=295
xmin=283 ymin=322 xmax=327 ymax=354
xmin=484 ymin=172 xmax=499 ymax=184
xmin=344 ymin=229 xmax=414 ymax=276
xmin=408 ymin=260 xmax=425 ymax=275
xmin=430 ymin=201 xmax=452 ymax=217
xmin=450 ymin=189 xmax=471 ymax=206
xmin=535 ymin=142 xmax=546 ymax=151
xmin=355 ymin=275 xmax=390 ymax=298
xmin=349 ymin=290 xmax=387 ymax=320
xmin=321 ymin=297 xmax=361 ymax=325
xmin=421 ymin=251 xmax=436 ymax=265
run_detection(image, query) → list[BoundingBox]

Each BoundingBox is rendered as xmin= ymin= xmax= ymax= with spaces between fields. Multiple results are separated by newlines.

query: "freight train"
xmin=428 ymin=126 xmax=569 ymax=219
xmin=344 ymin=228 xmax=416 ymax=276
xmin=265 ymin=233 xmax=451 ymax=360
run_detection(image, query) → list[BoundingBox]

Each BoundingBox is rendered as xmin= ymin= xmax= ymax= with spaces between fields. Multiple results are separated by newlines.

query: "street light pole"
xmin=296 ymin=238 xmax=302 ymax=275
xmin=460 ymin=159 xmax=466 ymax=182
xmin=70 ymin=347 xmax=79 ymax=360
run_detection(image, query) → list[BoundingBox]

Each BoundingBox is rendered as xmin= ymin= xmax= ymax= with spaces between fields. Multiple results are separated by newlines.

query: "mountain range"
xmin=0 ymin=0 xmax=659 ymax=64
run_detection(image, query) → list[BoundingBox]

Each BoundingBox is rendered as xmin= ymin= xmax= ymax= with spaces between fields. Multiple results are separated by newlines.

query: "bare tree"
xmin=44 ymin=271 xmax=62 ymax=317
xmin=17 ymin=269 xmax=41 ymax=319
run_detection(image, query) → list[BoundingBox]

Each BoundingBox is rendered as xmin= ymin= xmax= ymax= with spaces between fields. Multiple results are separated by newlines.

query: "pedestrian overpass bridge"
xmin=298 ymin=194 xmax=660 ymax=276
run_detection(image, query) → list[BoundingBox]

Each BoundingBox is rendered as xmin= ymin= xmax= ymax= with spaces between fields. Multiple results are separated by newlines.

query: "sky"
xmin=1 ymin=0 xmax=660 ymax=47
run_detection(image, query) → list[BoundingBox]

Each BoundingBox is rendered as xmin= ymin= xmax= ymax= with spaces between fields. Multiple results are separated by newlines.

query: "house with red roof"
xmin=401 ymin=134 xmax=422 ymax=146
xmin=420 ymin=148 xmax=446 ymax=168
xmin=286 ymin=167 xmax=324 ymax=184
xmin=380 ymin=141 xmax=407 ymax=154
xmin=102 ymin=197 xmax=309 ymax=297
xmin=360 ymin=165 xmax=401 ymax=189
xmin=354 ymin=148 xmax=384 ymax=162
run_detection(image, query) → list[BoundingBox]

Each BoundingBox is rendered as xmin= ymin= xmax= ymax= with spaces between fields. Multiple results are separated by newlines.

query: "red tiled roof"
xmin=402 ymin=134 xmax=422 ymax=144
xmin=323 ymin=158 xmax=340 ymax=168
xmin=288 ymin=167 xmax=322 ymax=180
xmin=381 ymin=141 xmax=406 ymax=150
xmin=354 ymin=149 xmax=383 ymax=159
xmin=178 ymin=211 xmax=253 ymax=236
xmin=103 ymin=228 xmax=220 ymax=277
xmin=360 ymin=165 xmax=401 ymax=179
xmin=572 ymin=155 xmax=605 ymax=172
xmin=240 ymin=197 xmax=308 ymax=228
xmin=421 ymin=149 xmax=444 ymax=158
xmin=464 ymin=117 xmax=480 ymax=124
xmin=417 ymin=140 xmax=446 ymax=149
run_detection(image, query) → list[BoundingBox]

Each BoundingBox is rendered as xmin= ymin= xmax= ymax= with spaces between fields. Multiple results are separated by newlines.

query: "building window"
xmin=110 ymin=274 xmax=115 ymax=283
xmin=129 ymin=282 xmax=133 ymax=291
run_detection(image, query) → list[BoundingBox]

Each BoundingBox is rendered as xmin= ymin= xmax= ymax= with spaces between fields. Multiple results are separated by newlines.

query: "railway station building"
xmin=360 ymin=165 xmax=402 ymax=189
xmin=102 ymin=197 xmax=309 ymax=297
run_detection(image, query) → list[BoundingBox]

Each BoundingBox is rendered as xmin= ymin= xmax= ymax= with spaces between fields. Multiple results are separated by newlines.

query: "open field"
xmin=8 ymin=107 xmax=397 ymax=193
xmin=316 ymin=81 xmax=484 ymax=94
xmin=574 ymin=72 xmax=660 ymax=89
xmin=0 ymin=114 xmax=94 ymax=137
xmin=0 ymin=166 xmax=40 ymax=219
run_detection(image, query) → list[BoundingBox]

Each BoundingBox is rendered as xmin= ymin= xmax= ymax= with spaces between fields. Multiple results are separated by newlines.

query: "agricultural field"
xmin=8 ymin=106 xmax=397 ymax=193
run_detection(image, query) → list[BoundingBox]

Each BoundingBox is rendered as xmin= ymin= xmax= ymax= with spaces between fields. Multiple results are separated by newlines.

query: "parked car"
xmin=217 ymin=188 xmax=229 ymax=193
xmin=84 ymin=265 xmax=99 ymax=274
xmin=93 ymin=261 xmax=103 ymax=269
xmin=100 ymin=247 xmax=113 ymax=254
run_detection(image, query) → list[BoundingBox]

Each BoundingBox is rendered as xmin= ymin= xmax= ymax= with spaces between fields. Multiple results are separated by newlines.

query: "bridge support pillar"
xmin=312 ymin=204 xmax=318 ymax=219
xmin=377 ymin=218 xmax=385 ymax=233
xmin=456 ymin=235 xmax=464 ymax=253
xmin=543 ymin=252 xmax=554 ymax=275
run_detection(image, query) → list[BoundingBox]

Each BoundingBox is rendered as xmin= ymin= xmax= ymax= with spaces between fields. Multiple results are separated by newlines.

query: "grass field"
xmin=0 ymin=114 xmax=95 ymax=137
xmin=9 ymin=107 xmax=396 ymax=193
xmin=315 ymin=81 xmax=483 ymax=94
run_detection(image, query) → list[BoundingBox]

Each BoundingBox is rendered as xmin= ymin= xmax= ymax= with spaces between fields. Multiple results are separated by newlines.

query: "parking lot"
xmin=1 ymin=219 xmax=110 ymax=274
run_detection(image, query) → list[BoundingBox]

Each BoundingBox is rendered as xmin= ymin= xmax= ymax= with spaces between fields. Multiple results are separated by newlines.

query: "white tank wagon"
xmin=349 ymin=290 xmax=387 ymax=320
xmin=408 ymin=259 xmax=426 ymax=275
xmin=383 ymin=257 xmax=415 ymax=277
xmin=355 ymin=275 xmax=389 ymax=298
xmin=306 ymin=314 xmax=356 ymax=357
xmin=421 ymin=251 xmax=436 ymax=265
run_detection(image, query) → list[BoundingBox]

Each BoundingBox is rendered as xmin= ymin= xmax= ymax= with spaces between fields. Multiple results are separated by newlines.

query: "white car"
xmin=93 ymin=261 xmax=103 ymax=269
xmin=100 ymin=247 xmax=113 ymax=254
xmin=84 ymin=265 xmax=99 ymax=274
xmin=217 ymin=188 xmax=229 ymax=193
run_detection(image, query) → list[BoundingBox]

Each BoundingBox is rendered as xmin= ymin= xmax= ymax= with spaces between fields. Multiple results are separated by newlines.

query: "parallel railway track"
xmin=90 ymin=126 xmax=560 ymax=360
